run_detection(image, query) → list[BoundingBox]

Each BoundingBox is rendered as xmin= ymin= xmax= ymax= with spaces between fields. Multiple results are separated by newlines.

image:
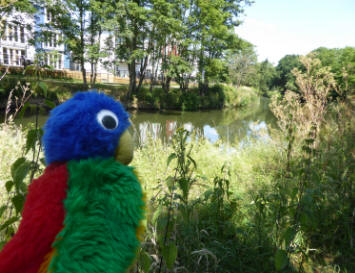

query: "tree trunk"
xmin=162 ymin=76 xmax=171 ymax=92
xmin=79 ymin=1 xmax=87 ymax=88
xmin=89 ymin=13 xmax=95 ymax=88
xmin=198 ymin=48 xmax=205 ymax=96
xmin=90 ymin=61 xmax=94 ymax=87
xmin=93 ymin=62 xmax=98 ymax=85
xmin=184 ymin=75 xmax=190 ymax=91
xmin=137 ymin=55 xmax=148 ymax=92
xmin=149 ymin=60 xmax=156 ymax=93
xmin=81 ymin=59 xmax=87 ymax=88
xmin=127 ymin=61 xmax=136 ymax=99
xmin=151 ymin=46 xmax=161 ymax=92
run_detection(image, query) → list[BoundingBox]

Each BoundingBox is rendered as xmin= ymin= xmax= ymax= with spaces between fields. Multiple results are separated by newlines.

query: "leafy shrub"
xmin=0 ymin=66 xmax=68 ymax=79
xmin=220 ymin=84 xmax=259 ymax=108
xmin=180 ymin=92 xmax=200 ymax=111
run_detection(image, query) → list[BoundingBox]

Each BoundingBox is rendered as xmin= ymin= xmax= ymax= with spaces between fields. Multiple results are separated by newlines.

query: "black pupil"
xmin=102 ymin=115 xmax=117 ymax=129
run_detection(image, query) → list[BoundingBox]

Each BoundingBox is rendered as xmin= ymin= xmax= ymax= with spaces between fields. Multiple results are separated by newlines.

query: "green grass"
xmin=0 ymin=124 xmax=28 ymax=183
xmin=132 ymin=136 xmax=278 ymax=200
xmin=1 ymin=103 xmax=354 ymax=273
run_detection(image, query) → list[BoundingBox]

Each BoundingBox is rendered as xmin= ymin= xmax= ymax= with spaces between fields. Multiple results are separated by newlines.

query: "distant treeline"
xmin=235 ymin=46 xmax=355 ymax=99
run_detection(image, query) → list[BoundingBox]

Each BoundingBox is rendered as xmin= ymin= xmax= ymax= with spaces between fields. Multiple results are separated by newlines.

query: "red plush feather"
xmin=0 ymin=163 xmax=68 ymax=273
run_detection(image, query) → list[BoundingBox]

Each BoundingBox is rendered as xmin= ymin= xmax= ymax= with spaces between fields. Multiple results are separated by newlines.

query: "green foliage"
xmin=227 ymin=41 xmax=258 ymax=87
xmin=312 ymin=46 xmax=355 ymax=99
xmin=0 ymin=124 xmax=44 ymax=248
xmin=180 ymin=92 xmax=200 ymax=111
xmin=165 ymin=55 xmax=192 ymax=92
xmin=135 ymin=84 xmax=258 ymax=111
xmin=255 ymin=60 xmax=278 ymax=95
xmin=1 ymin=53 xmax=354 ymax=272
xmin=191 ymin=0 xmax=252 ymax=90
xmin=274 ymin=54 xmax=302 ymax=93
xmin=0 ymin=77 xmax=53 ymax=248
xmin=217 ymin=84 xmax=259 ymax=108
xmin=1 ymin=109 xmax=354 ymax=272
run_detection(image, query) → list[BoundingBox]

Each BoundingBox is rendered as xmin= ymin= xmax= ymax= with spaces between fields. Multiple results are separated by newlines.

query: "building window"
xmin=115 ymin=68 xmax=128 ymax=78
xmin=15 ymin=50 xmax=19 ymax=65
xmin=53 ymin=34 xmax=57 ymax=47
xmin=46 ymin=8 xmax=54 ymax=22
xmin=2 ymin=23 xmax=7 ymax=40
xmin=20 ymin=26 xmax=25 ymax=43
xmin=1 ymin=48 xmax=26 ymax=66
xmin=50 ymin=54 xmax=55 ymax=67
xmin=58 ymin=54 xmax=62 ymax=69
xmin=9 ymin=49 xmax=13 ymax=65
xmin=71 ymin=61 xmax=81 ymax=71
xmin=3 ymin=48 xmax=8 ymax=64
xmin=0 ymin=22 xmax=7 ymax=41
xmin=21 ymin=50 xmax=25 ymax=65
xmin=14 ymin=25 xmax=18 ymax=42
xmin=8 ymin=25 xmax=13 ymax=41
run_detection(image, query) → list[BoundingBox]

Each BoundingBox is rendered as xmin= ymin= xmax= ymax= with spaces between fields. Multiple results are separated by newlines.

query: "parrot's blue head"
xmin=43 ymin=91 xmax=133 ymax=165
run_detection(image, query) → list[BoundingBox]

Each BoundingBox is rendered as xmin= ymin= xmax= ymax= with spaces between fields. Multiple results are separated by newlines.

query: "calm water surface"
xmin=12 ymin=98 xmax=276 ymax=147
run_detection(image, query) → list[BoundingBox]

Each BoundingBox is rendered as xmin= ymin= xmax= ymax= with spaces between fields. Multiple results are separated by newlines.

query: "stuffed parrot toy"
xmin=0 ymin=91 xmax=145 ymax=273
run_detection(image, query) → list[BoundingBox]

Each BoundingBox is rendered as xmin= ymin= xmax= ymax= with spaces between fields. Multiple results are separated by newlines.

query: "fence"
xmin=0 ymin=65 xmax=135 ymax=84
xmin=62 ymin=70 xmax=131 ymax=84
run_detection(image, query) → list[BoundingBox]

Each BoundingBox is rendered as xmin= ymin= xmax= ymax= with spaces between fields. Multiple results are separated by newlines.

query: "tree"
xmin=86 ymin=0 xmax=108 ymax=86
xmin=227 ymin=41 xmax=257 ymax=87
xmin=338 ymin=47 xmax=355 ymax=98
xmin=155 ymin=0 xmax=191 ymax=93
xmin=48 ymin=0 xmax=101 ymax=88
xmin=313 ymin=46 xmax=355 ymax=99
xmin=189 ymin=0 xmax=251 ymax=94
xmin=255 ymin=59 xmax=277 ymax=94
xmin=274 ymin=54 xmax=302 ymax=93
xmin=165 ymin=55 xmax=192 ymax=92
xmin=102 ymin=0 xmax=152 ymax=98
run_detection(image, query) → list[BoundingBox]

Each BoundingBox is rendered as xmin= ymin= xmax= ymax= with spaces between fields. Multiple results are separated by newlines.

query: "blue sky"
xmin=236 ymin=0 xmax=355 ymax=64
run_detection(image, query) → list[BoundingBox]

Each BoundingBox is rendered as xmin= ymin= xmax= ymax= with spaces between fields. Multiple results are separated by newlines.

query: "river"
xmin=9 ymin=98 xmax=276 ymax=147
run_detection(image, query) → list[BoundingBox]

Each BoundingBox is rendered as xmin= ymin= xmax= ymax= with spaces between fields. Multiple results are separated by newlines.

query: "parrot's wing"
xmin=0 ymin=163 xmax=68 ymax=273
xmin=48 ymin=158 xmax=145 ymax=273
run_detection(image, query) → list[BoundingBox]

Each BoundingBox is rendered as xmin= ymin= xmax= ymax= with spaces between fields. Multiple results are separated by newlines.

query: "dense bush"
xmin=0 ymin=76 xmax=129 ymax=109
xmin=216 ymin=84 xmax=259 ymax=108
xmin=135 ymin=84 xmax=258 ymax=111
xmin=1 ymin=111 xmax=353 ymax=272
xmin=0 ymin=66 xmax=68 ymax=79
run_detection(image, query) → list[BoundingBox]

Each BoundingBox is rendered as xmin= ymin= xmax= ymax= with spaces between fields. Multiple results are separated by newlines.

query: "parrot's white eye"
xmin=97 ymin=110 xmax=119 ymax=130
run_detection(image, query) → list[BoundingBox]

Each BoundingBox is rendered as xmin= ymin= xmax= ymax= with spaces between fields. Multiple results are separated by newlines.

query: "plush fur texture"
xmin=0 ymin=163 xmax=68 ymax=273
xmin=0 ymin=92 xmax=144 ymax=273
xmin=48 ymin=157 xmax=145 ymax=273
xmin=43 ymin=91 xmax=130 ymax=165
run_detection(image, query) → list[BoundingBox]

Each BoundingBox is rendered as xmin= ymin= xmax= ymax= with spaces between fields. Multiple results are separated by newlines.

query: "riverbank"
xmin=0 ymin=75 xmax=260 ymax=111
xmin=0 ymin=113 xmax=354 ymax=272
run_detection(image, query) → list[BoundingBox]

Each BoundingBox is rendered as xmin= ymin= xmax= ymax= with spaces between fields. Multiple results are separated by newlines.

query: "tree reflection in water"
xmin=129 ymin=98 xmax=276 ymax=147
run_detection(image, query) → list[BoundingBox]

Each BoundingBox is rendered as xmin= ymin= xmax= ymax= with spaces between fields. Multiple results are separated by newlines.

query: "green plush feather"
xmin=48 ymin=157 xmax=145 ymax=273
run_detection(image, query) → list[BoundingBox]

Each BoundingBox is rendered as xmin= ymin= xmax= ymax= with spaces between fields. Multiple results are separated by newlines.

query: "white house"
xmin=0 ymin=5 xmax=64 ymax=70
xmin=0 ymin=6 xmax=196 ymax=81
xmin=0 ymin=9 xmax=35 ymax=66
